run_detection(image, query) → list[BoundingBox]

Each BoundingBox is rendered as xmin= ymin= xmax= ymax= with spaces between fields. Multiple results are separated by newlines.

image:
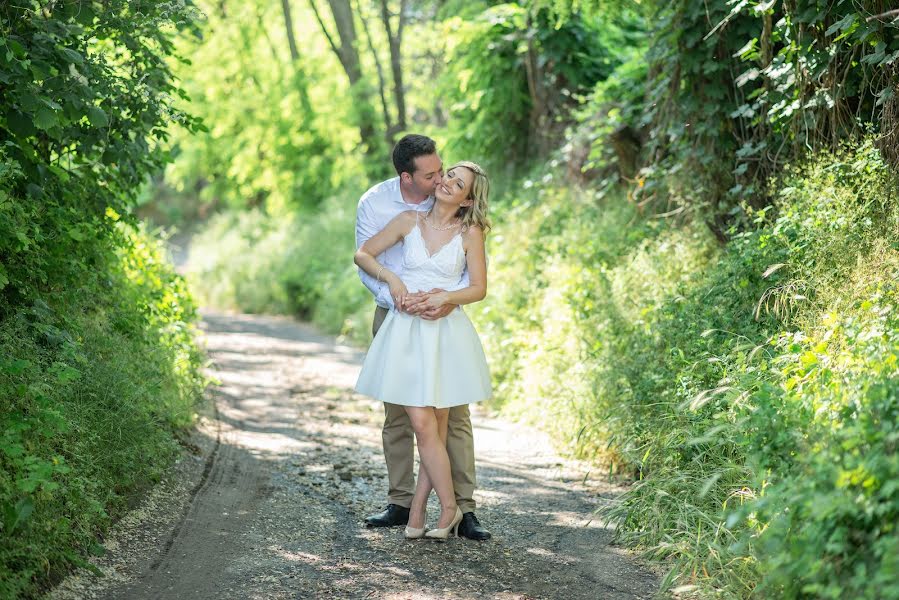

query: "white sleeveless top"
xmin=400 ymin=221 xmax=466 ymax=295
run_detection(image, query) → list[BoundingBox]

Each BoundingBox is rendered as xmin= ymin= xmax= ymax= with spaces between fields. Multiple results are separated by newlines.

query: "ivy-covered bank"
xmin=0 ymin=222 xmax=206 ymax=599
xmin=188 ymin=140 xmax=899 ymax=597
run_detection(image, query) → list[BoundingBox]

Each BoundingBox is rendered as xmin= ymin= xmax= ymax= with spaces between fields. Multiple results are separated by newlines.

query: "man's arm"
xmin=355 ymin=197 xmax=395 ymax=309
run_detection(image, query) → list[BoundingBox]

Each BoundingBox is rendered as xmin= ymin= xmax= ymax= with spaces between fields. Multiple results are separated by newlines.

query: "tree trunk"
xmin=356 ymin=0 xmax=394 ymax=136
xmin=280 ymin=0 xmax=315 ymax=117
xmin=379 ymin=0 xmax=407 ymax=136
xmin=524 ymin=16 xmax=550 ymax=159
xmin=309 ymin=0 xmax=382 ymax=158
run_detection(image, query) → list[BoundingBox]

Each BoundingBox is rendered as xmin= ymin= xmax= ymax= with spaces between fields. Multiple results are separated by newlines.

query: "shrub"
xmin=0 ymin=223 xmax=206 ymax=599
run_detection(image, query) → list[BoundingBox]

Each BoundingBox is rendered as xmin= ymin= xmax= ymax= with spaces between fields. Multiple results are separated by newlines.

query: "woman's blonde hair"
xmin=451 ymin=161 xmax=492 ymax=234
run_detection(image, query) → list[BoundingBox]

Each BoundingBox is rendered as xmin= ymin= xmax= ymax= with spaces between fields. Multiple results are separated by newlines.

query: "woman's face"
xmin=435 ymin=166 xmax=474 ymax=206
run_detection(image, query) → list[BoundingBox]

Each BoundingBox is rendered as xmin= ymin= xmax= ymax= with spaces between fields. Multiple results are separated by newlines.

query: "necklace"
xmin=424 ymin=210 xmax=460 ymax=231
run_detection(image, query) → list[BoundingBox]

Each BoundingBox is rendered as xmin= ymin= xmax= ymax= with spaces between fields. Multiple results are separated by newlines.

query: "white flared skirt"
xmin=355 ymin=308 xmax=492 ymax=408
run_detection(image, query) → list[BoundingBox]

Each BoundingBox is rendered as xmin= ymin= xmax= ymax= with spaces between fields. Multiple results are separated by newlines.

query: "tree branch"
xmin=308 ymin=0 xmax=342 ymax=63
xmin=866 ymin=9 xmax=899 ymax=22
xmin=356 ymin=0 xmax=393 ymax=134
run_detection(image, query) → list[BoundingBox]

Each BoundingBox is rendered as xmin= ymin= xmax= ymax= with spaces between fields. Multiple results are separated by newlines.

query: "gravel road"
xmin=47 ymin=309 xmax=661 ymax=600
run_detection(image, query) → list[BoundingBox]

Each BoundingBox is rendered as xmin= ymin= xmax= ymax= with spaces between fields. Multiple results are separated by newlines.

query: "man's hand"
xmin=405 ymin=288 xmax=457 ymax=320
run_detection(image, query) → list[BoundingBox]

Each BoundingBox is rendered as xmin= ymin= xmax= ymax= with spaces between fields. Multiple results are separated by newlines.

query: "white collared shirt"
xmin=355 ymin=176 xmax=469 ymax=308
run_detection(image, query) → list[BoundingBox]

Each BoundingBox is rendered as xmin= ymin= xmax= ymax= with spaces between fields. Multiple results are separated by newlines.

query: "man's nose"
xmin=434 ymin=173 xmax=443 ymax=185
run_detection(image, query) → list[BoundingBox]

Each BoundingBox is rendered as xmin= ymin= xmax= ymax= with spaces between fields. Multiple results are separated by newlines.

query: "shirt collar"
xmin=394 ymin=190 xmax=434 ymax=210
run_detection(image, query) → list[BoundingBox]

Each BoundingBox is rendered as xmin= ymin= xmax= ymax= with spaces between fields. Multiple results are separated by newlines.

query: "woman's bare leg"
xmin=405 ymin=407 xmax=456 ymax=528
xmin=407 ymin=408 xmax=451 ymax=529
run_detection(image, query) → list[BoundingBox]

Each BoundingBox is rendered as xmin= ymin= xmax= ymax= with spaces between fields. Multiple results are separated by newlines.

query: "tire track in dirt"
xmin=48 ymin=310 xmax=661 ymax=600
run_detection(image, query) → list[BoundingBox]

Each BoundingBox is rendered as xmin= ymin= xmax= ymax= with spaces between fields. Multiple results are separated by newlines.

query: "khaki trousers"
xmin=372 ymin=305 xmax=477 ymax=512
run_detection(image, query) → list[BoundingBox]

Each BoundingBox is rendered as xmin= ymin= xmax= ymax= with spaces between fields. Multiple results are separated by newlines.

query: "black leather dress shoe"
xmin=458 ymin=512 xmax=492 ymax=540
xmin=364 ymin=504 xmax=410 ymax=527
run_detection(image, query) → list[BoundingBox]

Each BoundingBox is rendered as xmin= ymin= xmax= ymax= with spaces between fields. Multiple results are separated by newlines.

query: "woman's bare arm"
xmin=420 ymin=226 xmax=487 ymax=309
xmin=353 ymin=211 xmax=415 ymax=307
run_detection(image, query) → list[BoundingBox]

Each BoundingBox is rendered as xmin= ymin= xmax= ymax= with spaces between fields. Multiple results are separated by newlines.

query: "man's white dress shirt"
xmin=355 ymin=176 xmax=469 ymax=309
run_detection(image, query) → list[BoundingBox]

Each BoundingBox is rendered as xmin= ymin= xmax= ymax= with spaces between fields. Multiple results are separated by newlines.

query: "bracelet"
xmin=376 ymin=265 xmax=385 ymax=282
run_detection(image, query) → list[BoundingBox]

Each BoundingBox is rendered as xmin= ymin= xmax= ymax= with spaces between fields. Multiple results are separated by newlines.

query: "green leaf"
xmin=86 ymin=106 xmax=109 ymax=127
xmin=34 ymin=107 xmax=58 ymax=130
xmin=60 ymin=48 xmax=83 ymax=64
xmin=6 ymin=110 xmax=37 ymax=137
xmin=4 ymin=497 xmax=34 ymax=532
xmin=825 ymin=13 xmax=856 ymax=38
xmin=48 ymin=164 xmax=70 ymax=182
xmin=67 ymin=227 xmax=87 ymax=241
xmin=51 ymin=362 xmax=81 ymax=385
xmin=7 ymin=39 xmax=26 ymax=58
xmin=1 ymin=358 xmax=30 ymax=375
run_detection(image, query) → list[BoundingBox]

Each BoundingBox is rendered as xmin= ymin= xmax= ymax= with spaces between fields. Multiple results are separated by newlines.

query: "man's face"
xmin=406 ymin=153 xmax=444 ymax=197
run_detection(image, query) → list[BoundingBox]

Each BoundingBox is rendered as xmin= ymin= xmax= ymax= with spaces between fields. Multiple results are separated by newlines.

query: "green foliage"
xmin=0 ymin=0 xmax=203 ymax=308
xmin=569 ymin=1 xmax=899 ymax=239
xmin=0 ymin=223 xmax=206 ymax=599
xmin=1 ymin=3 xmax=207 ymax=596
xmin=187 ymin=189 xmax=372 ymax=343
xmin=438 ymin=4 xmax=620 ymax=169
xmin=471 ymin=140 xmax=899 ymax=598
xmin=158 ymin=0 xmax=347 ymax=216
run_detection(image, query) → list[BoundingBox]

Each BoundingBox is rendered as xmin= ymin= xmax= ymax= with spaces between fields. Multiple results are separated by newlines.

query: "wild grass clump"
xmin=472 ymin=139 xmax=899 ymax=598
xmin=0 ymin=224 xmax=207 ymax=599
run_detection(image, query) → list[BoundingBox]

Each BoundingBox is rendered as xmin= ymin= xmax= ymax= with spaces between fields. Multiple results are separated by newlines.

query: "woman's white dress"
xmin=354 ymin=223 xmax=492 ymax=408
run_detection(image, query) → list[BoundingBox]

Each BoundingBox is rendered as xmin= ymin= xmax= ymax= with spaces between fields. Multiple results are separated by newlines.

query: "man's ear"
xmin=400 ymin=172 xmax=413 ymax=185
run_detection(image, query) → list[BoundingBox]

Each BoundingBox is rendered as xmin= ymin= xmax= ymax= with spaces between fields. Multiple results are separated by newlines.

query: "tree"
xmin=379 ymin=0 xmax=408 ymax=138
xmin=280 ymin=0 xmax=315 ymax=116
xmin=308 ymin=0 xmax=384 ymax=159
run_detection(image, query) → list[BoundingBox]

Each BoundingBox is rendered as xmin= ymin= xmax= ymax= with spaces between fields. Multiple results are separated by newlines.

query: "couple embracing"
xmin=353 ymin=134 xmax=493 ymax=541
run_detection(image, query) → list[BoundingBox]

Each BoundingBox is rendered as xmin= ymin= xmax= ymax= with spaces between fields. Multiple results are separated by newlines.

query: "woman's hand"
xmin=386 ymin=274 xmax=409 ymax=310
xmin=420 ymin=291 xmax=451 ymax=311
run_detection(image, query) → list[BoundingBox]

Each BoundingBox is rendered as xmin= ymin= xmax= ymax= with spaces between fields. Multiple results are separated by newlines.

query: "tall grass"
xmin=474 ymin=140 xmax=899 ymax=597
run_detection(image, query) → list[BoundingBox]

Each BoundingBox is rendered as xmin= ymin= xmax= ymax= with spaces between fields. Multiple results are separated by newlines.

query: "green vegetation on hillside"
xmin=1 ymin=3 xmax=207 ymax=597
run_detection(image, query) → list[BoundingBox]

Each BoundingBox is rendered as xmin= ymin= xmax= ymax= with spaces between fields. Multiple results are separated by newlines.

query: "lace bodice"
xmin=401 ymin=223 xmax=466 ymax=293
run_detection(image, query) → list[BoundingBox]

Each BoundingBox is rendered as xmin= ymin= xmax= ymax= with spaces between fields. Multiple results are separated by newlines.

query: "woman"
xmin=354 ymin=161 xmax=492 ymax=540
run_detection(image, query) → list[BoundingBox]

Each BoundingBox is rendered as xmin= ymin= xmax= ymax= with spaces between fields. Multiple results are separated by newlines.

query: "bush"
xmin=0 ymin=223 xmax=206 ymax=599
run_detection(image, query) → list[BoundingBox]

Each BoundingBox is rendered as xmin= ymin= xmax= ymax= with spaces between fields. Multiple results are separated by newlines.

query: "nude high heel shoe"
xmin=424 ymin=507 xmax=463 ymax=541
xmin=404 ymin=509 xmax=427 ymax=539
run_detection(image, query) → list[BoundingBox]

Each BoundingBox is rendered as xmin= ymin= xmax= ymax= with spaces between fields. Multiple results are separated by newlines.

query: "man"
xmin=355 ymin=133 xmax=491 ymax=540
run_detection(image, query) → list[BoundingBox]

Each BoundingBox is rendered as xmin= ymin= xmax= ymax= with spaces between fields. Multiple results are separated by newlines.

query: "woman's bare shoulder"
xmin=385 ymin=210 xmax=417 ymax=227
xmin=463 ymin=224 xmax=485 ymax=241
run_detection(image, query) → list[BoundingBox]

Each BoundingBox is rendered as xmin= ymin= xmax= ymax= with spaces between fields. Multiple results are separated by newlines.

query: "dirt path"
xmin=48 ymin=309 xmax=661 ymax=600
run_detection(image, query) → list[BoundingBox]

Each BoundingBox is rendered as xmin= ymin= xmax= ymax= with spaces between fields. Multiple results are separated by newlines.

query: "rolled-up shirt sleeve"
xmin=355 ymin=196 xmax=394 ymax=309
